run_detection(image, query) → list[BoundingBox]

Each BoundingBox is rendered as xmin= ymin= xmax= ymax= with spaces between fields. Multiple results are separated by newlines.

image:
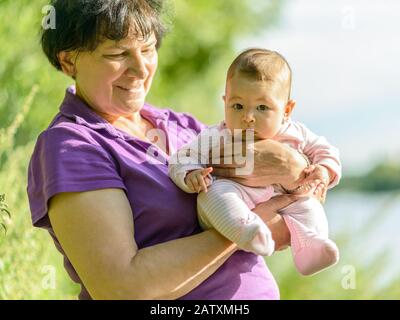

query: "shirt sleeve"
xmin=27 ymin=125 xmax=126 ymax=227
xmin=298 ymin=123 xmax=342 ymax=189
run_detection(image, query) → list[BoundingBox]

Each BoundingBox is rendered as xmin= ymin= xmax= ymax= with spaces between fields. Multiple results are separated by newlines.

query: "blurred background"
xmin=0 ymin=0 xmax=399 ymax=299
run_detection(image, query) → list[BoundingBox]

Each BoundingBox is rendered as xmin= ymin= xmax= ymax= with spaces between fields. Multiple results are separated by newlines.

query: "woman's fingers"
xmin=303 ymin=164 xmax=315 ymax=174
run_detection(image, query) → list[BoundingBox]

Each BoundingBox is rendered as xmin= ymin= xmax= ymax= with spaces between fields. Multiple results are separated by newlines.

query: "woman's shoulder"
xmin=38 ymin=117 xmax=102 ymax=148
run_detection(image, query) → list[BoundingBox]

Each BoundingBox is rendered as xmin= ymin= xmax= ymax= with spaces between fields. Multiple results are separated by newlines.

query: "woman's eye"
xmin=232 ymin=104 xmax=243 ymax=110
xmin=142 ymin=47 xmax=156 ymax=55
xmin=257 ymin=105 xmax=269 ymax=111
xmin=105 ymin=52 xmax=126 ymax=59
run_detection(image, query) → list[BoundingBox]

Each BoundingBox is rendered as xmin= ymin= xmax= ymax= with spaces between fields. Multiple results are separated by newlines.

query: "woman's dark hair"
xmin=41 ymin=0 xmax=169 ymax=71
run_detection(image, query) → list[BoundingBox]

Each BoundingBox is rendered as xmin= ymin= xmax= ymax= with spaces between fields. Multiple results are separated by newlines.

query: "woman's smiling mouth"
xmin=116 ymin=85 xmax=142 ymax=92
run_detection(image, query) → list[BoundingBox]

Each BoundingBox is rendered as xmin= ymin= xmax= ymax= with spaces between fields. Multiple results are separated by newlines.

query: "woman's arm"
xmin=48 ymin=188 xmax=237 ymax=300
xmin=252 ymin=194 xmax=296 ymax=251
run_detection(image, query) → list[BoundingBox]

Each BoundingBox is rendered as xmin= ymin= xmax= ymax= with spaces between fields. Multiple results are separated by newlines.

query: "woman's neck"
xmin=75 ymin=85 xmax=145 ymax=126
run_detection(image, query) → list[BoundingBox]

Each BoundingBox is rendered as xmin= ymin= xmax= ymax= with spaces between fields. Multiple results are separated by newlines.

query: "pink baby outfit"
xmin=169 ymin=119 xmax=342 ymax=275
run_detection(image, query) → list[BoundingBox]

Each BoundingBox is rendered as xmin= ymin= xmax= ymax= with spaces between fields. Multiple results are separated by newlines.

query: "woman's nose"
xmin=125 ymin=53 xmax=148 ymax=80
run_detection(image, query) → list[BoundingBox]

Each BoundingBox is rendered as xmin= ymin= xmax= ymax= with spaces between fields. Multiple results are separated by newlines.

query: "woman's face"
xmin=72 ymin=33 xmax=158 ymax=121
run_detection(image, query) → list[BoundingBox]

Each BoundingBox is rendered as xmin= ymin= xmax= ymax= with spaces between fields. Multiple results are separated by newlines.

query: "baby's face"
xmin=224 ymin=74 xmax=288 ymax=140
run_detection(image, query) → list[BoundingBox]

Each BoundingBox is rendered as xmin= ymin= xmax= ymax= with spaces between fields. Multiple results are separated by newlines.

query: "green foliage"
xmin=0 ymin=194 xmax=11 ymax=234
xmin=0 ymin=90 xmax=79 ymax=298
xmin=338 ymin=162 xmax=400 ymax=192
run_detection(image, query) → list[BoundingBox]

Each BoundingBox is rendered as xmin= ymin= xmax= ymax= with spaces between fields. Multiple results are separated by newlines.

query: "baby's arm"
xmin=298 ymin=123 xmax=342 ymax=189
xmin=168 ymin=127 xmax=216 ymax=193
xmin=283 ymin=122 xmax=342 ymax=201
xmin=185 ymin=167 xmax=213 ymax=193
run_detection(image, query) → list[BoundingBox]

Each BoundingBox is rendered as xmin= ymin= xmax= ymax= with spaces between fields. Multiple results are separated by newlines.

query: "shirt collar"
xmin=59 ymin=86 xmax=168 ymax=139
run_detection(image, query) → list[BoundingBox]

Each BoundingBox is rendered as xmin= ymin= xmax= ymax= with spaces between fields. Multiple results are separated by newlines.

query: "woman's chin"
xmin=115 ymin=99 xmax=145 ymax=115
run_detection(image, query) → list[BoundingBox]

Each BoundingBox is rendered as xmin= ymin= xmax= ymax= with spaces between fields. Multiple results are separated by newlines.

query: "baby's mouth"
xmin=238 ymin=129 xmax=260 ymax=141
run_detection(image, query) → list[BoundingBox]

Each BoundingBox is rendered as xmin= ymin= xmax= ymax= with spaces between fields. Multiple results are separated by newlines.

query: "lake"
xmin=325 ymin=190 xmax=400 ymax=286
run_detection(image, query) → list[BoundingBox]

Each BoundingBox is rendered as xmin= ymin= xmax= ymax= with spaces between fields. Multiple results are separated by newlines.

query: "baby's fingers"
xmin=313 ymin=182 xmax=326 ymax=195
xmin=186 ymin=178 xmax=197 ymax=192
xmin=201 ymin=167 xmax=213 ymax=177
xmin=204 ymin=176 xmax=213 ymax=186
xmin=300 ymin=176 xmax=320 ymax=188
xmin=196 ymin=174 xmax=208 ymax=193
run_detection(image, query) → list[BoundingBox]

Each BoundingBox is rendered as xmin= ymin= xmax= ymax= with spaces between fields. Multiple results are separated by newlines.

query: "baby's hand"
xmin=184 ymin=167 xmax=213 ymax=193
xmin=298 ymin=164 xmax=332 ymax=200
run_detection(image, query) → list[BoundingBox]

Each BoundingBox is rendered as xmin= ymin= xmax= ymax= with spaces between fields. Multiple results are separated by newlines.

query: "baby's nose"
xmin=242 ymin=113 xmax=255 ymax=123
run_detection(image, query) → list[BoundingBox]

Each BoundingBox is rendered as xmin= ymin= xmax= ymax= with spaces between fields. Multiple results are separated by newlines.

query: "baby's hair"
xmin=227 ymin=48 xmax=292 ymax=101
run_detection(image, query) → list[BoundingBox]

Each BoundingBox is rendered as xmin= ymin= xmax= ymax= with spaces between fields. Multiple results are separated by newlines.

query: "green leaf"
xmin=0 ymin=223 xmax=7 ymax=235
xmin=1 ymin=208 xmax=11 ymax=219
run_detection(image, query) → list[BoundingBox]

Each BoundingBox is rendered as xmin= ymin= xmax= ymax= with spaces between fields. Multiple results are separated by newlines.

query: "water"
xmin=326 ymin=190 xmax=400 ymax=285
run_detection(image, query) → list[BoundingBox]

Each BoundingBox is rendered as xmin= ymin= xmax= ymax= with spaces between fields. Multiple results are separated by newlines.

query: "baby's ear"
xmin=285 ymin=99 xmax=296 ymax=116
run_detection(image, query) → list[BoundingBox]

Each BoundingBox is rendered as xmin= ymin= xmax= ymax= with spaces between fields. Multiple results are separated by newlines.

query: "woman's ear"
xmin=284 ymin=99 xmax=296 ymax=119
xmin=57 ymin=51 xmax=78 ymax=78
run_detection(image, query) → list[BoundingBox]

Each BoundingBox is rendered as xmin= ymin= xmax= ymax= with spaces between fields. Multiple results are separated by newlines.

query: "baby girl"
xmin=168 ymin=48 xmax=341 ymax=276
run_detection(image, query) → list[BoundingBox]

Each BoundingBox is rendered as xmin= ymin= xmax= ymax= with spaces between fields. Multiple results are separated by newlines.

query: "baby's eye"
xmin=257 ymin=105 xmax=269 ymax=111
xmin=232 ymin=104 xmax=243 ymax=110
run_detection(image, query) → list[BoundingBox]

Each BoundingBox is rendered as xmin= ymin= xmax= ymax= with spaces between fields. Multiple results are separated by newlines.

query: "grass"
xmin=0 ymin=87 xmax=80 ymax=299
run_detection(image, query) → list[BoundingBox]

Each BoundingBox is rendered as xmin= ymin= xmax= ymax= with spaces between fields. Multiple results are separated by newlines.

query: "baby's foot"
xmin=283 ymin=215 xmax=339 ymax=276
xmin=292 ymin=235 xmax=339 ymax=276
xmin=237 ymin=215 xmax=275 ymax=256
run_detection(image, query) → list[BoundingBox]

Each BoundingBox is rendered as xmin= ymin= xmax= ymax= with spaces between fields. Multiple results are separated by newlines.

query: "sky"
xmin=237 ymin=0 xmax=400 ymax=175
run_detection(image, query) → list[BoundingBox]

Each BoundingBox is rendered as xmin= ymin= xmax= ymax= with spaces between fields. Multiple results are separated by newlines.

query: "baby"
xmin=168 ymin=48 xmax=341 ymax=276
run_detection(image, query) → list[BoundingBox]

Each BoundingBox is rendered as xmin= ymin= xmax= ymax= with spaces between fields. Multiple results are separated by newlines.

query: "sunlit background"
xmin=1 ymin=0 xmax=399 ymax=299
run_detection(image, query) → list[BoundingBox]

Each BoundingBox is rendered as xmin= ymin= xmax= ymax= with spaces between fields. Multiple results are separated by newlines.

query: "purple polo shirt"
xmin=27 ymin=86 xmax=279 ymax=300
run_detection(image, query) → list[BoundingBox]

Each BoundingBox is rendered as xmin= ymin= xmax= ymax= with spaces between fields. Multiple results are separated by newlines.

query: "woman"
xmin=27 ymin=0 xmax=307 ymax=300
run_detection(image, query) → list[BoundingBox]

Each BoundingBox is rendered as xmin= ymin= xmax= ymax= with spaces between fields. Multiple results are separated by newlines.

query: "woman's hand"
xmin=252 ymin=194 xmax=297 ymax=251
xmin=209 ymin=139 xmax=308 ymax=188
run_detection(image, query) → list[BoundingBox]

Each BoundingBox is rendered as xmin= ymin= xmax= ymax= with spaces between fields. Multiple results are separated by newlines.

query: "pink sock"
xmin=283 ymin=215 xmax=339 ymax=276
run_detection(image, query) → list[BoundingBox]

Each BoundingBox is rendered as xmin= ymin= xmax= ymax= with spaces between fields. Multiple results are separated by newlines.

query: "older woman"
xmin=27 ymin=0 xmax=307 ymax=300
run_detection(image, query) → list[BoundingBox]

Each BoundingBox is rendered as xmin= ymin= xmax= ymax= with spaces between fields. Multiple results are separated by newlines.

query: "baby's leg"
xmin=279 ymin=197 xmax=339 ymax=275
xmin=197 ymin=179 xmax=275 ymax=256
